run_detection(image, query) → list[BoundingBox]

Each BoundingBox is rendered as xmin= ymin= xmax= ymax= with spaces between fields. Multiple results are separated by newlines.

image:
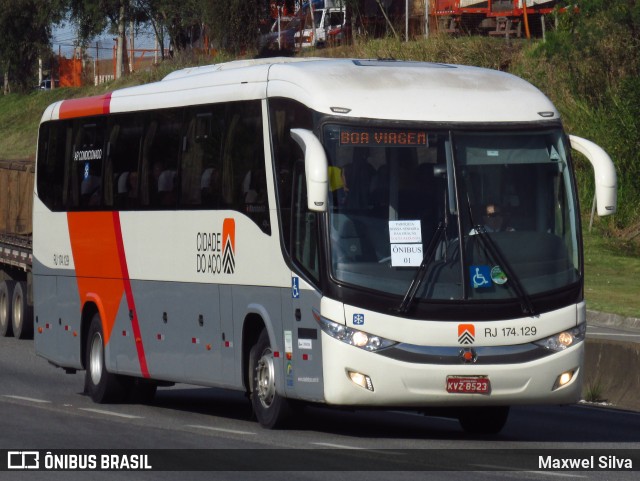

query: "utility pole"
xmin=116 ymin=0 xmax=125 ymax=79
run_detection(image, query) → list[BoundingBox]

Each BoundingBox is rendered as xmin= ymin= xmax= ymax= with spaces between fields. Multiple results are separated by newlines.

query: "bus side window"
xmin=69 ymin=120 xmax=105 ymax=210
xmin=221 ymin=101 xmax=270 ymax=234
xmin=140 ymin=110 xmax=182 ymax=209
xmin=180 ymin=108 xmax=225 ymax=209
xmin=105 ymin=116 xmax=143 ymax=210
xmin=291 ymin=160 xmax=319 ymax=283
xmin=37 ymin=122 xmax=68 ymax=211
xmin=268 ymin=98 xmax=314 ymax=256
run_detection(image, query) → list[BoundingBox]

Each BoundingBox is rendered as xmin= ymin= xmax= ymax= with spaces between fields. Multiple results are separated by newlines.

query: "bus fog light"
xmin=348 ymin=370 xmax=374 ymax=391
xmin=553 ymin=370 xmax=575 ymax=390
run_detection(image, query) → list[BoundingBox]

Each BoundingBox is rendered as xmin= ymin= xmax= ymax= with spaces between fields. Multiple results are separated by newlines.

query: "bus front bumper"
xmin=321 ymin=332 xmax=583 ymax=407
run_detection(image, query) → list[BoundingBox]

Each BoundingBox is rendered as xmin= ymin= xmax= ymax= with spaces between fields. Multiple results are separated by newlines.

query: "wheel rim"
xmin=255 ymin=347 xmax=276 ymax=409
xmin=89 ymin=332 xmax=104 ymax=386
xmin=12 ymin=291 xmax=22 ymax=332
xmin=0 ymin=290 xmax=7 ymax=329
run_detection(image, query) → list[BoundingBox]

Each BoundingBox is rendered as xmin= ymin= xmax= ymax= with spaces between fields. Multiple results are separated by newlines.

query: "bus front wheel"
xmin=249 ymin=328 xmax=291 ymax=429
xmin=458 ymin=406 xmax=510 ymax=435
xmin=84 ymin=313 xmax=127 ymax=403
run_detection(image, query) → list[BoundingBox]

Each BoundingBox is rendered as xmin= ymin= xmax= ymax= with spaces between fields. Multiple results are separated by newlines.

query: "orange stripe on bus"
xmin=59 ymin=93 xmax=112 ymax=119
xmin=67 ymin=212 xmax=124 ymax=345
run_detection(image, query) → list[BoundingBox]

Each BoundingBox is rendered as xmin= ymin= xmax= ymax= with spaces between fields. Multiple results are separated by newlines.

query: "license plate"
xmin=446 ymin=376 xmax=490 ymax=394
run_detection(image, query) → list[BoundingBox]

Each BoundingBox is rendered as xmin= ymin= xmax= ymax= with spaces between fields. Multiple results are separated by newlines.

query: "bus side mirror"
xmin=290 ymin=128 xmax=328 ymax=212
xmin=569 ymin=135 xmax=617 ymax=216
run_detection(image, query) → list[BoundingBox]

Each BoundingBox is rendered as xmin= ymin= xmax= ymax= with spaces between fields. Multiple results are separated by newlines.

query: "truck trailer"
xmin=0 ymin=159 xmax=34 ymax=339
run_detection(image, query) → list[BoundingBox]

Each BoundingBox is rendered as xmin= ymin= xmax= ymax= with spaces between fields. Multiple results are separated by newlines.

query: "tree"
xmin=67 ymin=0 xmax=149 ymax=78
xmin=0 ymin=0 xmax=65 ymax=93
xmin=136 ymin=0 xmax=207 ymax=58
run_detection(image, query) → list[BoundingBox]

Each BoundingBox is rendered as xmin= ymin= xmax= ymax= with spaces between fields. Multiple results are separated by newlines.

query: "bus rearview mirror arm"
xmin=569 ymin=135 xmax=617 ymax=216
xmin=290 ymin=128 xmax=328 ymax=212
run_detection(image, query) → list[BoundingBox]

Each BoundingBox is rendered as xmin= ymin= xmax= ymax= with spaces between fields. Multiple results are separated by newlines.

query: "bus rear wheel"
xmin=458 ymin=406 xmax=510 ymax=435
xmin=249 ymin=329 xmax=291 ymax=429
xmin=0 ymin=280 xmax=15 ymax=337
xmin=84 ymin=313 xmax=127 ymax=403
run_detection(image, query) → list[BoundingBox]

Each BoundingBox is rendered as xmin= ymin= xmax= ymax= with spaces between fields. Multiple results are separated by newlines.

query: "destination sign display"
xmin=340 ymin=129 xmax=429 ymax=147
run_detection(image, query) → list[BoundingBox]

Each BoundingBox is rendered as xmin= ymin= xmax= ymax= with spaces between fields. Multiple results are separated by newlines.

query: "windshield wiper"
xmin=396 ymin=222 xmax=446 ymax=315
xmin=467 ymin=197 xmax=536 ymax=316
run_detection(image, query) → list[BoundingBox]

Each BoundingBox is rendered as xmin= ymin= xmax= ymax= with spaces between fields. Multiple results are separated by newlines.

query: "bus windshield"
xmin=323 ymin=124 xmax=580 ymax=304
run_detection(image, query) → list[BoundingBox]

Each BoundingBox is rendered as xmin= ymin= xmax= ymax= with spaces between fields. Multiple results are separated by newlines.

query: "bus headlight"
xmin=313 ymin=310 xmax=397 ymax=352
xmin=534 ymin=323 xmax=586 ymax=352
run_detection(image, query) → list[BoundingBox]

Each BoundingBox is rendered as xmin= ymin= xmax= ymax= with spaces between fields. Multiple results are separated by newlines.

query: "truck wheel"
xmin=458 ymin=406 xmax=510 ymax=435
xmin=11 ymin=281 xmax=33 ymax=339
xmin=0 ymin=280 xmax=15 ymax=337
xmin=249 ymin=328 xmax=291 ymax=428
xmin=85 ymin=313 xmax=127 ymax=403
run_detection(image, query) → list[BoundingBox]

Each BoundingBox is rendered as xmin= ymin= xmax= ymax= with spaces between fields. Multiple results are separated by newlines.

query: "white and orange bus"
xmin=34 ymin=58 xmax=616 ymax=434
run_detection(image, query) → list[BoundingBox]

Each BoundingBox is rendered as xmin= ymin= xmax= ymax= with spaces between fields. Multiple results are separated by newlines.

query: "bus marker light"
xmin=225 ymin=341 xmax=232 ymax=348
xmin=206 ymin=344 xmax=212 ymax=351
xmin=286 ymin=353 xmax=292 ymax=360
xmin=192 ymin=338 xmax=200 ymax=344
xmin=302 ymin=354 xmax=309 ymax=361
xmin=73 ymin=331 xmax=78 ymax=337
xmin=38 ymin=327 xmax=43 ymax=334
xmin=273 ymin=351 xmax=279 ymax=357
xmin=157 ymin=334 xmax=164 ymax=341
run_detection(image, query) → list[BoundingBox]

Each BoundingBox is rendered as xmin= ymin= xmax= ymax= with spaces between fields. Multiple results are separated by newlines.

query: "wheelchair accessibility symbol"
xmin=470 ymin=265 xmax=492 ymax=288
xmin=292 ymin=277 xmax=300 ymax=298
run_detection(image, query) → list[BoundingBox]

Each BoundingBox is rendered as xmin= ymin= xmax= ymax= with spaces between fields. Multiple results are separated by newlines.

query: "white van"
xmin=294 ymin=7 xmax=345 ymax=48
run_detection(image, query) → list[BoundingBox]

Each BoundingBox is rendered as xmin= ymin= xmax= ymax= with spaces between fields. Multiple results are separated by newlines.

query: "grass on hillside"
xmin=583 ymin=224 xmax=640 ymax=318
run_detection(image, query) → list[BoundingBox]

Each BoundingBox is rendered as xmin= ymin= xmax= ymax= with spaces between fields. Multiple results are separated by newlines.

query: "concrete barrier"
xmin=583 ymin=338 xmax=640 ymax=412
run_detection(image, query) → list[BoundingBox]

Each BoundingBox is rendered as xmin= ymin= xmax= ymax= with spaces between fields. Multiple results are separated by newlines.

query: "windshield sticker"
xmin=549 ymin=146 xmax=561 ymax=161
xmin=470 ymin=265 xmax=492 ymax=288
xmin=391 ymin=244 xmax=423 ymax=267
xmin=353 ymin=314 xmax=365 ymax=326
xmin=389 ymin=221 xmax=423 ymax=267
xmin=487 ymin=150 xmax=500 ymax=157
xmin=389 ymin=220 xmax=422 ymax=243
xmin=490 ymin=266 xmax=508 ymax=285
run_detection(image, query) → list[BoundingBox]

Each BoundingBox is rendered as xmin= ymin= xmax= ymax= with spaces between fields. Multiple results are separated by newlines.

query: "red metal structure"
xmin=434 ymin=1 xmax=563 ymax=37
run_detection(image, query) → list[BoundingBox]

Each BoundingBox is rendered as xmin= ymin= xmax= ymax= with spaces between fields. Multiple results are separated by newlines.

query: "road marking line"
xmin=587 ymin=332 xmax=639 ymax=337
xmin=473 ymin=465 xmax=586 ymax=478
xmin=79 ymin=408 xmax=143 ymax=419
xmin=311 ymin=442 xmax=403 ymax=456
xmin=186 ymin=425 xmax=256 ymax=436
xmin=2 ymin=395 xmax=51 ymax=404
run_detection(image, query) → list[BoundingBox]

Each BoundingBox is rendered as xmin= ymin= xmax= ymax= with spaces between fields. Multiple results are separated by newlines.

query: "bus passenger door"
xmin=285 ymin=160 xmax=324 ymax=402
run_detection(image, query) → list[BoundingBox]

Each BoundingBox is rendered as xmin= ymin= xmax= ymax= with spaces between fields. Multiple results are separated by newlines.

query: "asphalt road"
xmin=1 ymin=335 xmax=639 ymax=481
xmin=586 ymin=324 xmax=640 ymax=344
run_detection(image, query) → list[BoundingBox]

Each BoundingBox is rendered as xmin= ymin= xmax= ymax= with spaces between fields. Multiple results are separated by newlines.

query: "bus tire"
xmin=458 ymin=406 xmax=510 ymax=435
xmin=11 ymin=281 xmax=33 ymax=339
xmin=0 ymin=280 xmax=15 ymax=337
xmin=85 ymin=313 xmax=127 ymax=403
xmin=249 ymin=328 xmax=291 ymax=429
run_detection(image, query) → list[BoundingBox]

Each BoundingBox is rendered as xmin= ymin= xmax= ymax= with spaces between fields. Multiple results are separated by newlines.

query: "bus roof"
xmin=44 ymin=58 xmax=559 ymax=124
